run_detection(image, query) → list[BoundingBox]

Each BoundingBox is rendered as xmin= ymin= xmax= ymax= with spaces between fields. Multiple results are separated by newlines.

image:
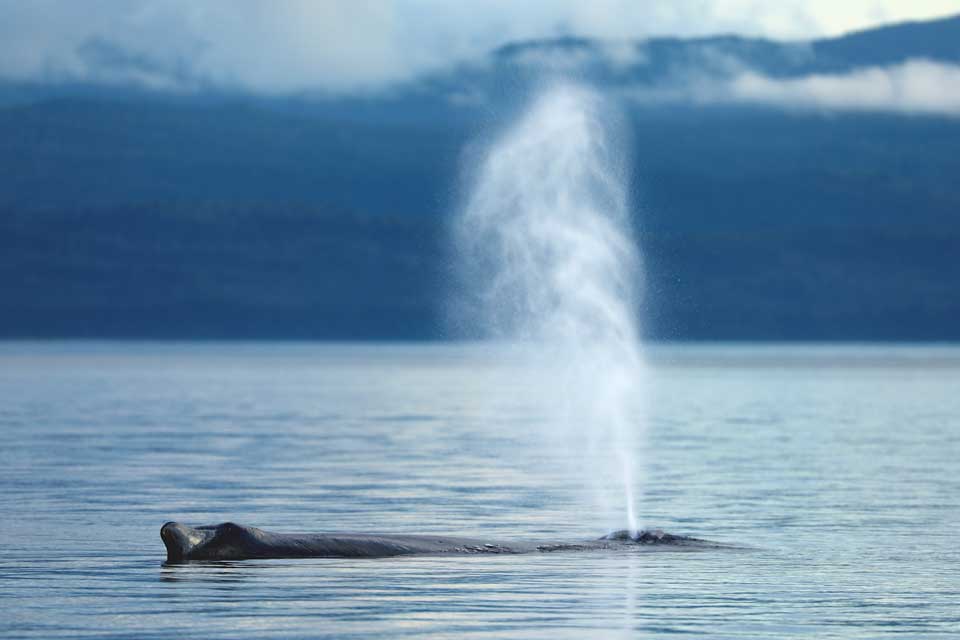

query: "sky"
xmin=1 ymin=0 xmax=959 ymax=94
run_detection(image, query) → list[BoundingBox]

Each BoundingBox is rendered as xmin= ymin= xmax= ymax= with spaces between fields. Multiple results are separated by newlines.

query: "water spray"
xmin=452 ymin=83 xmax=646 ymax=534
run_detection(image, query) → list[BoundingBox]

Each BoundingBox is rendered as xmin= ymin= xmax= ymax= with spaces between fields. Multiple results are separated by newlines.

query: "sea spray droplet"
xmin=452 ymin=83 xmax=647 ymax=534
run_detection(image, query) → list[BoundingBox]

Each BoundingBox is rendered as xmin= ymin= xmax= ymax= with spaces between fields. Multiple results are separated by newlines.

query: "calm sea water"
xmin=1 ymin=342 xmax=958 ymax=638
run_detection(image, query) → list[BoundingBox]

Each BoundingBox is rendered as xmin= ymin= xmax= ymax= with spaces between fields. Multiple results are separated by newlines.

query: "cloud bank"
xmin=1 ymin=0 xmax=959 ymax=93
xmin=624 ymin=59 xmax=960 ymax=117
xmin=727 ymin=60 xmax=960 ymax=115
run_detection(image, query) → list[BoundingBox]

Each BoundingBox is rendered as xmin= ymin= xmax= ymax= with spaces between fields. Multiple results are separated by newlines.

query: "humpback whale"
xmin=161 ymin=521 xmax=726 ymax=562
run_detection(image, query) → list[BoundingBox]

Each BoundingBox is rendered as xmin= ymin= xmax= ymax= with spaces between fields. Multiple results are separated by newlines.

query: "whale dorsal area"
xmin=161 ymin=521 xmax=728 ymax=562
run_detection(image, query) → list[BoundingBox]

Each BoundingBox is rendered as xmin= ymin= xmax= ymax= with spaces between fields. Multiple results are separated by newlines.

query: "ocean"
xmin=1 ymin=342 xmax=957 ymax=638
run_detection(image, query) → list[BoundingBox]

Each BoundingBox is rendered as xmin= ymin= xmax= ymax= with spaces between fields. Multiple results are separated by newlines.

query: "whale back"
xmin=161 ymin=521 xmax=727 ymax=562
xmin=162 ymin=521 xmax=536 ymax=561
xmin=601 ymin=529 xmax=713 ymax=545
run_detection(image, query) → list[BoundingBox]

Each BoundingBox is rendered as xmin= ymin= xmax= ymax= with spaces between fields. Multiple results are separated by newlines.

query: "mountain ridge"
xmin=2 ymin=13 xmax=959 ymax=340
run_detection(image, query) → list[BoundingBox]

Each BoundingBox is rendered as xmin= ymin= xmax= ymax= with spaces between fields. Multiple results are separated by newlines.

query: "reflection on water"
xmin=1 ymin=342 xmax=959 ymax=638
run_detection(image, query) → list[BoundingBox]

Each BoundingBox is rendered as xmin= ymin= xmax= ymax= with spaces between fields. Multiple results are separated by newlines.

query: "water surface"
xmin=1 ymin=342 xmax=958 ymax=638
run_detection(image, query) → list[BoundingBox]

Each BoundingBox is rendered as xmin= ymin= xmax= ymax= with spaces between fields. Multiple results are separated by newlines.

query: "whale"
xmin=161 ymin=521 xmax=727 ymax=562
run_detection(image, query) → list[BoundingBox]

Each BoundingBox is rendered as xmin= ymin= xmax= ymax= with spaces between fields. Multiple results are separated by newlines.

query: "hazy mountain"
xmin=2 ymin=14 xmax=959 ymax=340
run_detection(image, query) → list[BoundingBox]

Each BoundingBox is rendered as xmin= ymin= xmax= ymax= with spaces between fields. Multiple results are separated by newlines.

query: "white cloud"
xmin=727 ymin=60 xmax=960 ymax=115
xmin=0 ymin=1 xmax=958 ymax=93
xmin=657 ymin=59 xmax=960 ymax=116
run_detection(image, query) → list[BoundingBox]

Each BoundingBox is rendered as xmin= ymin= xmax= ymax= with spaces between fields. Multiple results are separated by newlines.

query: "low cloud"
xmin=626 ymin=59 xmax=960 ymax=117
xmin=1 ymin=0 xmax=958 ymax=94
xmin=728 ymin=59 xmax=960 ymax=116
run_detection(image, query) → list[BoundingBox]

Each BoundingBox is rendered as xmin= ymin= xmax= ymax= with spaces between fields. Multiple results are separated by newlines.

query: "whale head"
xmin=162 ymin=521 xmax=264 ymax=562
xmin=161 ymin=522 xmax=217 ymax=562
